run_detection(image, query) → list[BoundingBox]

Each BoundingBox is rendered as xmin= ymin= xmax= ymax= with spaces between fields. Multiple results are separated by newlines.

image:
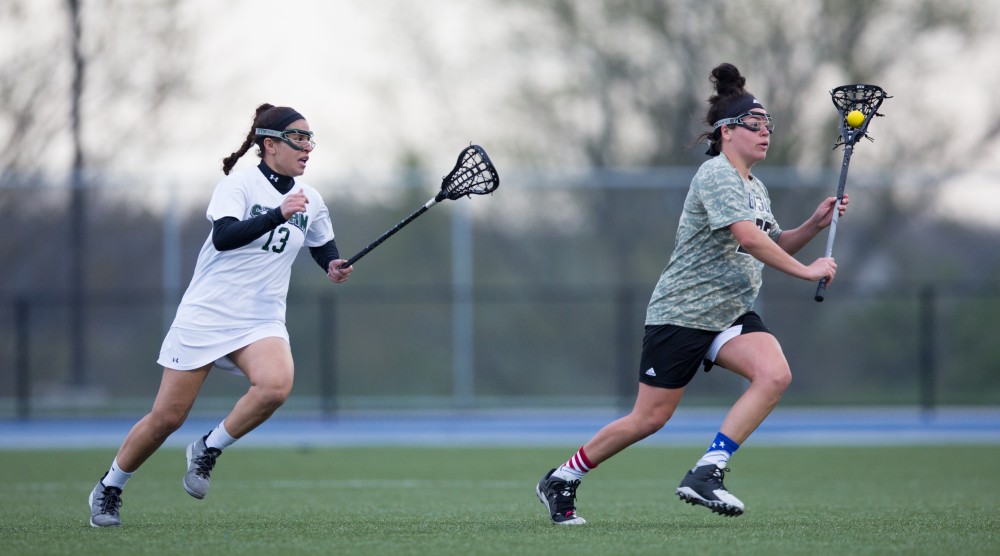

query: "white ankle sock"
xmin=204 ymin=420 xmax=237 ymax=451
xmin=103 ymin=458 xmax=133 ymax=489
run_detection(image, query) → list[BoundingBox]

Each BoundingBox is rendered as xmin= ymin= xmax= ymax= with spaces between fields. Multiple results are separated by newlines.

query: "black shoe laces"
xmin=100 ymin=486 xmax=123 ymax=516
xmin=709 ymin=466 xmax=730 ymax=487
xmin=549 ymin=478 xmax=581 ymax=515
xmin=192 ymin=448 xmax=222 ymax=479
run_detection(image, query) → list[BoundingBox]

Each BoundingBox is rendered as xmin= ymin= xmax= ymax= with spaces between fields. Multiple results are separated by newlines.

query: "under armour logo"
xmin=269 ymin=174 xmax=279 ymax=183
xmin=172 ymin=357 xmax=180 ymax=363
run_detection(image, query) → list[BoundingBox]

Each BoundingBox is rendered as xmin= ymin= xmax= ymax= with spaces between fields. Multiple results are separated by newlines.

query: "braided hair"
xmin=221 ymin=104 xmax=304 ymax=175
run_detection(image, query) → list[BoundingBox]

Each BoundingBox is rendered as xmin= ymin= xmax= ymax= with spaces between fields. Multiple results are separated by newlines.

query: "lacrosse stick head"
xmin=436 ymin=145 xmax=500 ymax=202
xmin=831 ymin=84 xmax=891 ymax=148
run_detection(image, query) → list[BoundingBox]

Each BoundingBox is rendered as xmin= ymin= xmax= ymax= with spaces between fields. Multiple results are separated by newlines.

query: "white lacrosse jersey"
xmin=170 ymin=166 xmax=335 ymax=330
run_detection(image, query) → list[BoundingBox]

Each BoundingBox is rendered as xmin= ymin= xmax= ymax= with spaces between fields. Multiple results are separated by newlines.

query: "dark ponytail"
xmin=221 ymin=103 xmax=274 ymax=175
xmin=220 ymin=103 xmax=305 ymax=175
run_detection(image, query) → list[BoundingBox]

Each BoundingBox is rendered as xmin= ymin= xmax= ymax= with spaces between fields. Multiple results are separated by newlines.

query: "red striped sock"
xmin=555 ymin=446 xmax=596 ymax=480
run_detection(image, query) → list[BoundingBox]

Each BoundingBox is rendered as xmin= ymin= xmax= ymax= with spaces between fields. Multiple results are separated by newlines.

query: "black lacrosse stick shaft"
xmin=340 ymin=201 xmax=436 ymax=268
xmin=815 ymin=142 xmax=854 ymax=302
xmin=814 ymin=84 xmax=889 ymax=302
xmin=337 ymin=144 xmax=499 ymax=270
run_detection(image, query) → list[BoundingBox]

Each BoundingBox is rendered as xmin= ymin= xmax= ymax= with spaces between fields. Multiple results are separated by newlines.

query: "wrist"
xmin=269 ymin=207 xmax=289 ymax=224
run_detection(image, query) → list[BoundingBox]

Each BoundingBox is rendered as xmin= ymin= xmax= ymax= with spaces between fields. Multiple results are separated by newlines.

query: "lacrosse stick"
xmin=339 ymin=144 xmax=499 ymax=268
xmin=815 ymin=84 xmax=891 ymax=302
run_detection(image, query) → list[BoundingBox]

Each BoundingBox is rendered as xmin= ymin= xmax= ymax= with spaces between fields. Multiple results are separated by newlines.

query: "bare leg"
xmin=115 ymin=365 xmax=210 ymax=472
xmin=712 ymin=332 xmax=792 ymax=444
xmin=673 ymin=332 xmax=790 ymax=516
xmin=221 ymin=337 xmax=294 ymax=438
xmin=581 ymin=383 xmax=685 ymax=465
xmin=536 ymin=383 xmax=685 ymax=525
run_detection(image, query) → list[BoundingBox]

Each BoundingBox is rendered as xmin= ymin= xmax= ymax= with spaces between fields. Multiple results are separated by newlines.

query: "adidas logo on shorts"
xmin=645 ymin=368 xmax=657 ymax=377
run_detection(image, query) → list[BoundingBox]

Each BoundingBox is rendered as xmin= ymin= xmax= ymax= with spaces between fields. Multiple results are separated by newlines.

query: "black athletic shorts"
xmin=638 ymin=311 xmax=771 ymax=389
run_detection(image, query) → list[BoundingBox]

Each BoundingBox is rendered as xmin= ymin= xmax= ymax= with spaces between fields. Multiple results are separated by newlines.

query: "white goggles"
xmin=713 ymin=111 xmax=774 ymax=133
xmin=256 ymin=128 xmax=316 ymax=151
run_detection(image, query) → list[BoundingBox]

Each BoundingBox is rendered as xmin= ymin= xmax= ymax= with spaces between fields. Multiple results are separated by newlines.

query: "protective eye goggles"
xmin=256 ymin=128 xmax=316 ymax=151
xmin=713 ymin=111 xmax=775 ymax=134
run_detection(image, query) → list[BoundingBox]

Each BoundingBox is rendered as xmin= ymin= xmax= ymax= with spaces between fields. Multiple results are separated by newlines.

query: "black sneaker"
xmin=536 ymin=468 xmax=586 ymax=525
xmin=89 ymin=473 xmax=123 ymax=527
xmin=183 ymin=435 xmax=222 ymax=499
xmin=675 ymin=464 xmax=745 ymax=516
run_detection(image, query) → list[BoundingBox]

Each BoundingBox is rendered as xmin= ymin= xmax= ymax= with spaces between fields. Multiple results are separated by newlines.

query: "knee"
xmin=147 ymin=408 xmax=188 ymax=439
xmin=250 ymin=379 xmax=292 ymax=409
xmin=634 ymin=407 xmax=674 ymax=437
xmin=775 ymin=364 xmax=792 ymax=392
xmin=756 ymin=364 xmax=792 ymax=395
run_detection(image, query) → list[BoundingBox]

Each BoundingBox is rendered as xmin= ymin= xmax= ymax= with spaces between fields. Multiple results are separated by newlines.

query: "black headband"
xmin=705 ymin=94 xmax=765 ymax=156
xmin=720 ymin=94 xmax=764 ymax=120
xmin=268 ymin=109 xmax=305 ymax=132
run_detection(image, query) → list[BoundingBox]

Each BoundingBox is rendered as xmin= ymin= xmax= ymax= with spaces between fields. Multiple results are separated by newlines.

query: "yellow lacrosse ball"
xmin=846 ymin=110 xmax=864 ymax=128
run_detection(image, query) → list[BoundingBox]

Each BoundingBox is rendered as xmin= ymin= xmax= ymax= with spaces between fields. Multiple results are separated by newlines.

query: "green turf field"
xmin=3 ymin=445 xmax=998 ymax=555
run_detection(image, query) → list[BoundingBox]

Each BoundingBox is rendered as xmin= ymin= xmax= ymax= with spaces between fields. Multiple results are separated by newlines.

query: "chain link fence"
xmin=2 ymin=168 xmax=998 ymax=417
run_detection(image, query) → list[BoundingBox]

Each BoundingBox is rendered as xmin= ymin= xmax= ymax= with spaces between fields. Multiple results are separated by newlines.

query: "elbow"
xmin=735 ymin=235 xmax=765 ymax=253
xmin=730 ymin=221 xmax=776 ymax=255
xmin=212 ymin=235 xmax=236 ymax=251
xmin=211 ymin=218 xmax=239 ymax=251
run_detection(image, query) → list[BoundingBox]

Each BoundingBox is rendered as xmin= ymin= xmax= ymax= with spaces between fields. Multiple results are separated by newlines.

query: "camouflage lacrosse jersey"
xmin=645 ymin=155 xmax=782 ymax=331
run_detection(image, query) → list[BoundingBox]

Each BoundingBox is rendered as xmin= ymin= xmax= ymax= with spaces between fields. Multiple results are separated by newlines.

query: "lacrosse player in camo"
xmin=88 ymin=104 xmax=353 ymax=527
xmin=537 ymin=63 xmax=848 ymax=523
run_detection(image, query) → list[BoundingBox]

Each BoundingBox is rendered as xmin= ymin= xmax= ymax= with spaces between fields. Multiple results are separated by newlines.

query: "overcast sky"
xmin=167 ymin=1 xmax=1000 ymax=227
xmin=4 ymin=0 xmax=999 ymax=226
xmin=156 ymin=0 xmax=515 ymax=187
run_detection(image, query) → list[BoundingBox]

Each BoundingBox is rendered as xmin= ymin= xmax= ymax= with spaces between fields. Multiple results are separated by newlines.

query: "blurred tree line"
xmin=1 ymin=0 xmax=998 ymax=413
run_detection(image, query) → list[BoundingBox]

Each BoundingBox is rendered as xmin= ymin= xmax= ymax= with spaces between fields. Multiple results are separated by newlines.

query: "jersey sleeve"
xmin=206 ymin=175 xmax=250 ymax=222
xmin=304 ymin=188 xmax=336 ymax=247
xmin=698 ymin=168 xmax=755 ymax=231
xmin=762 ymin=187 xmax=782 ymax=240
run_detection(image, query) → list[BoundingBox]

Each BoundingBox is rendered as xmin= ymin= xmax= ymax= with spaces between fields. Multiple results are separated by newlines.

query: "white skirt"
xmin=157 ymin=323 xmax=290 ymax=376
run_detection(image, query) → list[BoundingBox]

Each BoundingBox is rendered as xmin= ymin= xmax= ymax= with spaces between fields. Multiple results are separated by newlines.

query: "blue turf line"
xmin=1 ymin=407 xmax=998 ymax=448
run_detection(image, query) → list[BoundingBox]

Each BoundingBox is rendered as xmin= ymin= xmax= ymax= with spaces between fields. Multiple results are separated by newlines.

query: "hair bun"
xmin=711 ymin=63 xmax=747 ymax=97
xmin=255 ymin=103 xmax=275 ymax=117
